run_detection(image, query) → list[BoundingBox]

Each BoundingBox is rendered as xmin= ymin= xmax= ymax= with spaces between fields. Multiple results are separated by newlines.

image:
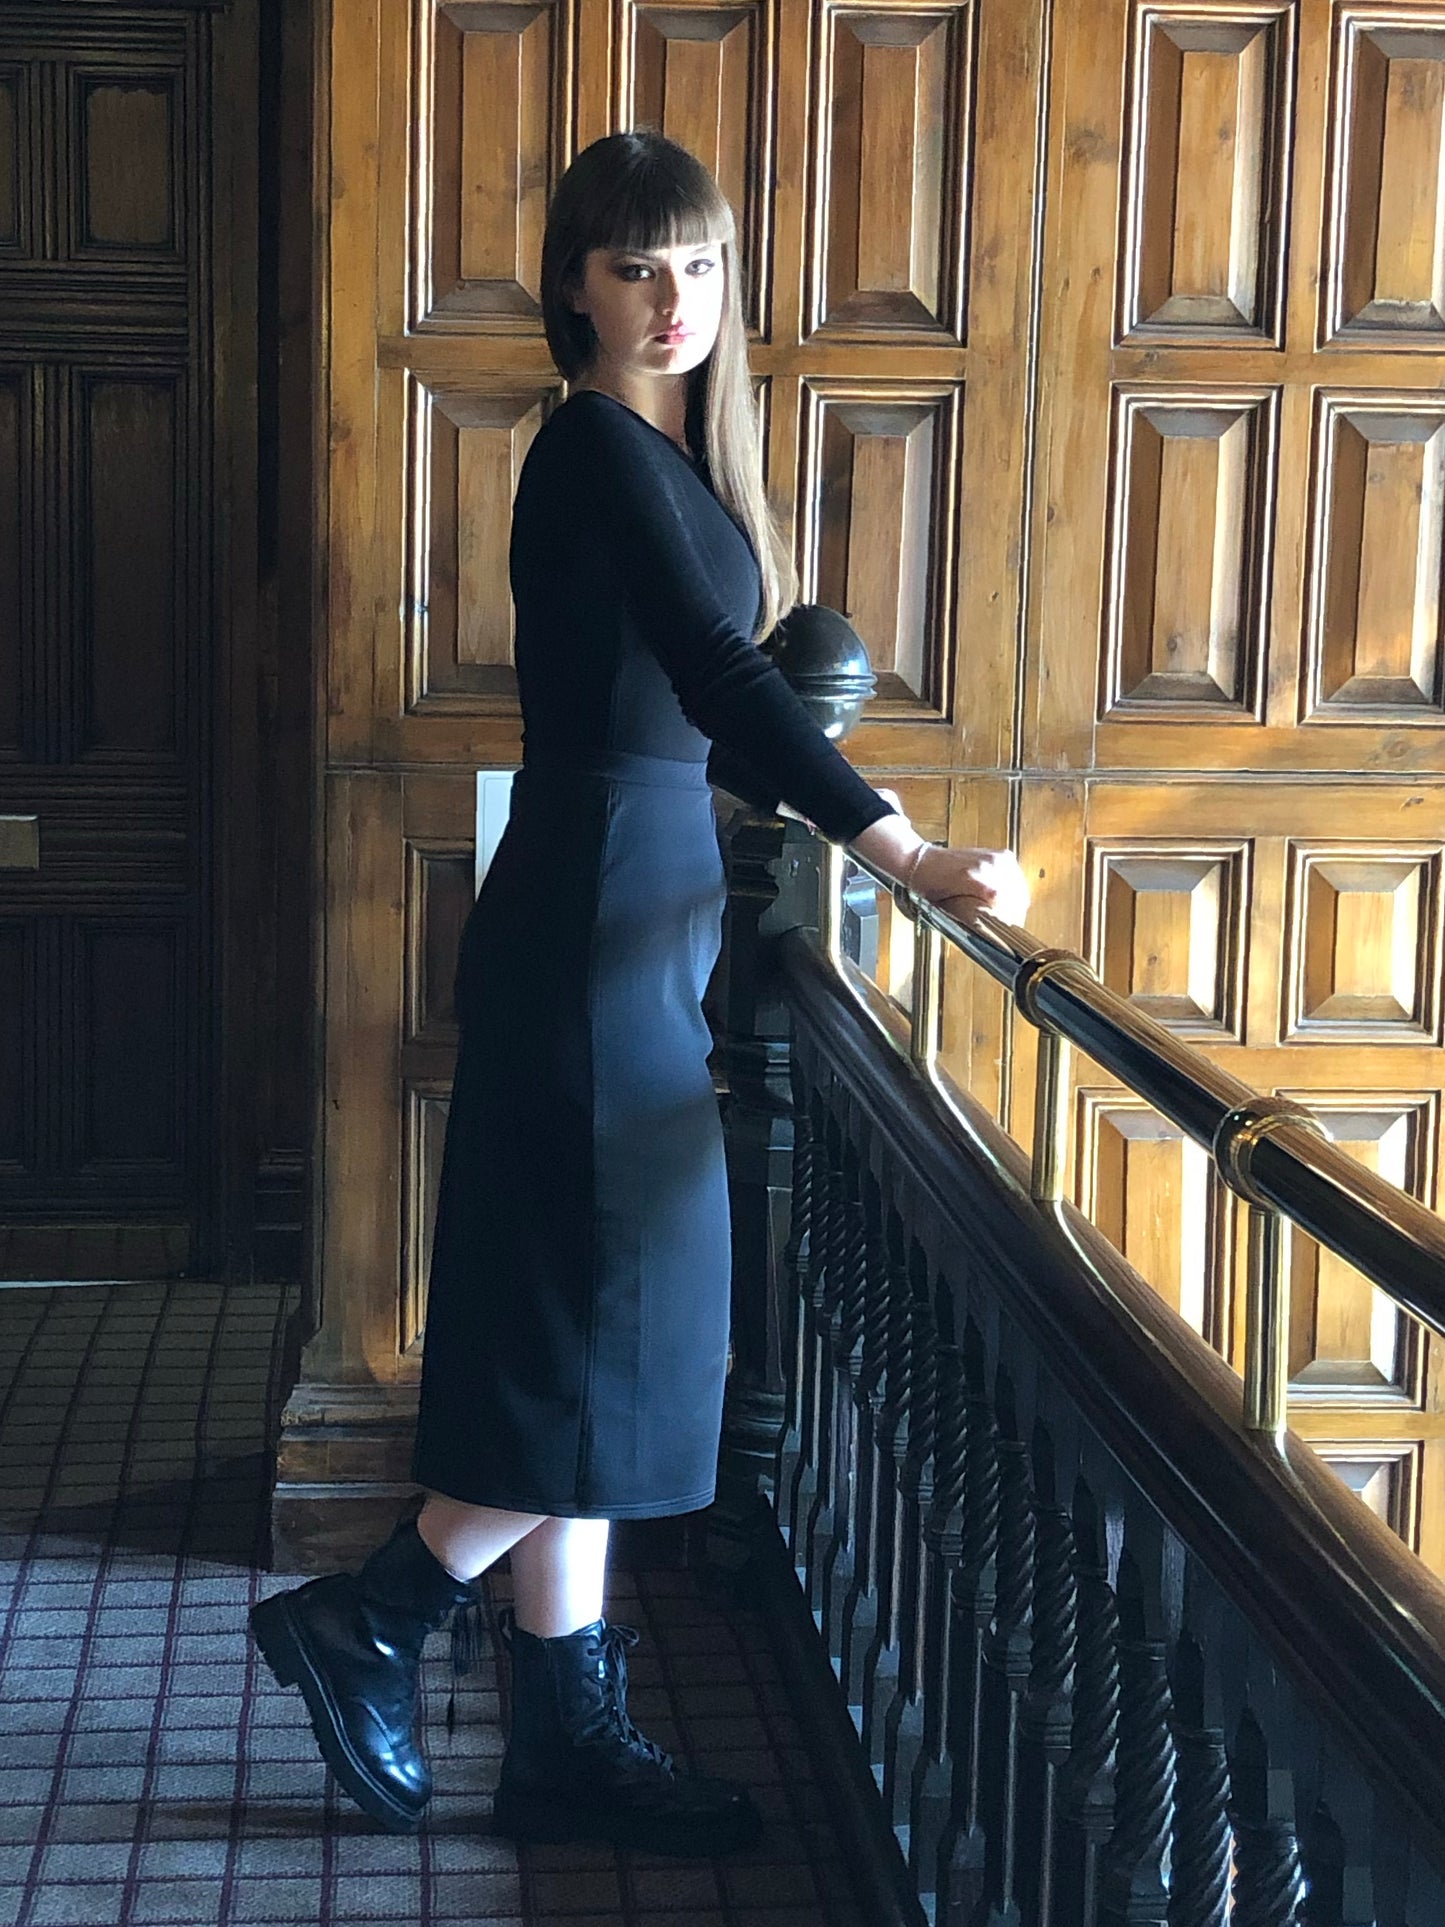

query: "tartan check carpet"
xmin=0 ymin=1281 xmax=866 ymax=1927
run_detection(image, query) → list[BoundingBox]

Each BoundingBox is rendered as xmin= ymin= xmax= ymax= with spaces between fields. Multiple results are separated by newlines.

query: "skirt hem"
xmin=410 ymin=1472 xmax=717 ymax=1521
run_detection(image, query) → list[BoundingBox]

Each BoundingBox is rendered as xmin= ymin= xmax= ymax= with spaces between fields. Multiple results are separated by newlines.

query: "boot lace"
xmin=445 ymin=1593 xmax=490 ymax=1736
xmin=599 ymin=1623 xmax=672 ymax=1771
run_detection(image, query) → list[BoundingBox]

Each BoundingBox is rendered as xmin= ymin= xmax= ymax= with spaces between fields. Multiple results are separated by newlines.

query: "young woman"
xmin=251 ymin=130 xmax=1029 ymax=1860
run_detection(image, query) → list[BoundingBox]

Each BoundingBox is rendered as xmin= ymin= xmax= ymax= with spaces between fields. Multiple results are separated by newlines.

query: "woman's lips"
xmin=655 ymin=330 xmax=691 ymax=342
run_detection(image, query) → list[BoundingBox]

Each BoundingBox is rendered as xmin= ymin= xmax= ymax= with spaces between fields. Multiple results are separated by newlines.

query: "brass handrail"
xmin=829 ymin=843 xmax=1445 ymax=1438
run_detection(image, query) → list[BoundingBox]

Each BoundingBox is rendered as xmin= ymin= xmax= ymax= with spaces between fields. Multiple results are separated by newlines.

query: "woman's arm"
xmin=561 ymin=398 xmax=894 ymax=845
xmin=561 ymin=400 xmax=1031 ymax=925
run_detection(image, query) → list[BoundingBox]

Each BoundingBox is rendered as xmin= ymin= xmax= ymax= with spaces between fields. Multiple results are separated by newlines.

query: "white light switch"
xmin=474 ymin=771 xmax=518 ymax=895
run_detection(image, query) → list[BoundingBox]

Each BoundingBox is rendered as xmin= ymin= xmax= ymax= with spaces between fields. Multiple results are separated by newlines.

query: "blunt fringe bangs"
xmin=540 ymin=131 xmax=797 ymax=644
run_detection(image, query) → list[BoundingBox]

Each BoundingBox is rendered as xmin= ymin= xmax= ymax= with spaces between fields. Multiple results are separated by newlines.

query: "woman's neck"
xmin=572 ymin=369 xmax=691 ymax=454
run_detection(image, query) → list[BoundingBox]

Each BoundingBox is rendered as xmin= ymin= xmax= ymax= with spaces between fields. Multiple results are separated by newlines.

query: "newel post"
xmin=703 ymin=607 xmax=878 ymax=1580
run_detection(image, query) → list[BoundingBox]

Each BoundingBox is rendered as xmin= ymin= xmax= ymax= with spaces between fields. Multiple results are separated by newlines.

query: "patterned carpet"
xmin=0 ymin=1281 xmax=864 ymax=1927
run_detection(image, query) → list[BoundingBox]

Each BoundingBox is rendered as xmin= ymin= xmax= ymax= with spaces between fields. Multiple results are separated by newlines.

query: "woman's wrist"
xmin=846 ymin=811 xmax=929 ymax=884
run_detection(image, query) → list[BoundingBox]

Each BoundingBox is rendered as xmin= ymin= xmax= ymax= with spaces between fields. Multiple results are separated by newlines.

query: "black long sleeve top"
xmin=508 ymin=388 xmax=895 ymax=846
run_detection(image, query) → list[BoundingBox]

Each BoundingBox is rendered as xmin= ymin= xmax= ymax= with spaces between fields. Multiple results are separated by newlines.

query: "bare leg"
xmin=417 ymin=1492 xmax=548 ymax=1583
xmin=509 ymin=1515 xmax=611 ymax=1638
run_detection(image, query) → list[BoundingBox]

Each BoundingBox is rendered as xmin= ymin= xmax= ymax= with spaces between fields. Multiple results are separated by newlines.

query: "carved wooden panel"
xmin=0 ymin=369 xmax=23 ymax=757
xmin=1077 ymin=1090 xmax=1231 ymax=1348
xmin=404 ymin=841 xmax=473 ymax=1044
xmin=625 ymin=0 xmax=770 ymax=336
xmin=79 ymin=371 xmax=182 ymax=760
xmin=1326 ymin=10 xmax=1445 ymax=345
xmin=394 ymin=774 xmax=480 ymax=1363
xmin=798 ymin=382 xmax=959 ymax=716
xmin=808 ymin=0 xmax=973 ymax=341
xmin=0 ymin=65 xmax=29 ymax=257
xmin=415 ymin=0 xmax=567 ymax=328
xmin=72 ymin=69 xmax=180 ymax=258
xmin=1102 ymin=388 xmax=1276 ymax=720
xmin=0 ymin=919 xmax=35 ymax=1174
xmin=1315 ymin=1441 xmax=1417 ymax=1539
xmin=402 ymin=1081 xmax=450 ymax=1355
xmin=1283 ymin=844 xmax=1443 ymax=1043
xmin=75 ymin=918 xmax=188 ymax=1175
xmin=1304 ymin=393 xmax=1445 ymax=722
xmin=406 ymin=378 xmax=548 ymax=711
xmin=1087 ymin=840 xmax=1248 ymax=1038
xmin=1121 ymin=6 xmax=1292 ymax=342
xmin=1281 ymin=1092 xmax=1436 ymax=1402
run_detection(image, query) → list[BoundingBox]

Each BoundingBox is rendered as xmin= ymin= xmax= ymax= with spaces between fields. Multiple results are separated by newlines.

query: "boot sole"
xmin=249 ymin=1592 xmax=425 ymax=1835
xmin=492 ymin=1782 xmax=764 ymax=1858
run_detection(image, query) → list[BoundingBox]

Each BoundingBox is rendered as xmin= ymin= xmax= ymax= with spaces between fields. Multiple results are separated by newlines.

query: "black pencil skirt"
xmin=410 ymin=747 xmax=732 ymax=1519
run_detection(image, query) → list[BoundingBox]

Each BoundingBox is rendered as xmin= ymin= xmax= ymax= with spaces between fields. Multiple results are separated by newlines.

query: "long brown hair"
xmin=539 ymin=131 xmax=796 ymax=644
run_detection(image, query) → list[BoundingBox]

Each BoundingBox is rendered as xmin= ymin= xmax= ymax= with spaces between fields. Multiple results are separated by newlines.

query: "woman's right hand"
xmin=849 ymin=812 xmax=1031 ymax=929
xmin=909 ymin=843 xmax=1031 ymax=929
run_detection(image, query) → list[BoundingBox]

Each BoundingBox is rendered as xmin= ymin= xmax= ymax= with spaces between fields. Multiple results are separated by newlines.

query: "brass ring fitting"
xmin=1013 ymin=948 xmax=1088 ymax=1028
xmin=1213 ymin=1098 xmax=1327 ymax=1208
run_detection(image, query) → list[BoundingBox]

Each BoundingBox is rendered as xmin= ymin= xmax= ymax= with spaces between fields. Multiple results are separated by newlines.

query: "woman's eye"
xmin=614 ymin=258 xmax=715 ymax=280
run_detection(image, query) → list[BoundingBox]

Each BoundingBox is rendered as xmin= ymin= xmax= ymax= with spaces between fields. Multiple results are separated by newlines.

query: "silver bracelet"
xmin=900 ymin=840 xmax=934 ymax=892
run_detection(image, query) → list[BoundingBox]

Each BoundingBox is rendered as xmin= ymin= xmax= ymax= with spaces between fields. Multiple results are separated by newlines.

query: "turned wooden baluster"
xmin=861 ymin=1209 xmax=916 ymax=1778
xmin=1298 ymin=1804 xmax=1345 ymax=1927
xmin=784 ymin=1080 xmax=826 ymax=1557
xmin=882 ymin=1242 xmax=940 ymax=1835
xmin=1303 ymin=1755 xmax=1389 ymax=1927
xmin=836 ymin=1178 xmax=895 ymax=1721
xmin=805 ymin=1109 xmax=859 ymax=1618
xmin=935 ymin=1322 xmax=1000 ymax=1927
xmin=775 ymin=1074 xmax=818 ymax=1544
xmin=801 ymin=1108 xmax=850 ymax=1608
xmin=1167 ymin=1632 xmax=1230 ymax=1927
xmin=974 ymin=1371 xmax=1037 ymax=1927
xmin=1099 ymin=1549 xmax=1176 ymax=1927
xmin=908 ymin=1273 xmax=969 ymax=1908
xmin=1019 ymin=1423 xmax=1079 ymax=1927
xmin=1229 ymin=1711 xmax=1305 ymax=1927
xmin=789 ymin=1089 xmax=837 ymax=1574
xmin=1056 ymin=1482 xmax=1119 ymax=1927
xmin=821 ymin=1131 xmax=872 ymax=1656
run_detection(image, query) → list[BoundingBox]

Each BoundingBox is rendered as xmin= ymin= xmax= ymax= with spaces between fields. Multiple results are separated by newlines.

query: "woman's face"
xmin=566 ymin=239 xmax=726 ymax=387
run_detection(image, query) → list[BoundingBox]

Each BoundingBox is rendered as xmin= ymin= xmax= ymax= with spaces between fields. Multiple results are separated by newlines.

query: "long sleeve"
xmin=705 ymin=740 xmax=782 ymax=815
xmin=558 ymin=394 xmax=895 ymax=845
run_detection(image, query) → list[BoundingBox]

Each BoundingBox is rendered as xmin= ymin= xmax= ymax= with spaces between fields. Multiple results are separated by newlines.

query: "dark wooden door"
xmin=0 ymin=1 xmax=258 ymax=1280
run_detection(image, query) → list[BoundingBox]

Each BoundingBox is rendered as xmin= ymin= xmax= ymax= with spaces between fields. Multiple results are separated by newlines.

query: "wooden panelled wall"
xmin=279 ymin=0 xmax=1445 ymax=1567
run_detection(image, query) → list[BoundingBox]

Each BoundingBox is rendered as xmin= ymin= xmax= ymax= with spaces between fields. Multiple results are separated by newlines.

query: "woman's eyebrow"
xmin=608 ymin=243 xmax=717 ymax=259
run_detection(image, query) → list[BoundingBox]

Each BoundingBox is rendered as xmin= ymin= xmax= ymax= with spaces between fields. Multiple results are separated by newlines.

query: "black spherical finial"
xmin=762 ymin=604 xmax=877 ymax=740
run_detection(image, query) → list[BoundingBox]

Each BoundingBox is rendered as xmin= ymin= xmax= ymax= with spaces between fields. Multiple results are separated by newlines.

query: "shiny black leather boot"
xmin=249 ymin=1515 xmax=476 ymax=1831
xmin=493 ymin=1610 xmax=763 ymax=1856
